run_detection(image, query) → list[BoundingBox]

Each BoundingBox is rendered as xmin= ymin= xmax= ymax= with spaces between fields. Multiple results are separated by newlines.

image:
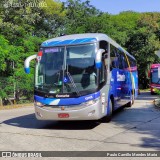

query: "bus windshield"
xmin=151 ymin=68 xmax=160 ymax=84
xmin=35 ymin=43 xmax=98 ymax=96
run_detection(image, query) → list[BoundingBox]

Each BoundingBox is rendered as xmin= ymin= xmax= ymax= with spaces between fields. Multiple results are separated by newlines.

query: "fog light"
xmin=83 ymin=98 xmax=99 ymax=106
xmin=36 ymin=112 xmax=42 ymax=117
xmin=35 ymin=101 xmax=44 ymax=107
xmin=88 ymin=110 xmax=95 ymax=117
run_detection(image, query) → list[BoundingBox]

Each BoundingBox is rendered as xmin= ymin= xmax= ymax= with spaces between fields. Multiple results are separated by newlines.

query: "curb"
xmin=0 ymin=103 xmax=34 ymax=110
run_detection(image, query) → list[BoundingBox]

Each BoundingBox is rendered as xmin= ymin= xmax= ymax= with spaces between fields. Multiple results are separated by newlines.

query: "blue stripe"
xmin=70 ymin=39 xmax=85 ymax=44
xmin=56 ymin=40 xmax=73 ymax=45
xmin=24 ymin=68 xmax=30 ymax=74
xmin=79 ymin=38 xmax=96 ymax=43
xmin=34 ymin=91 xmax=100 ymax=105
xmin=41 ymin=38 xmax=97 ymax=47
xmin=96 ymin=62 xmax=102 ymax=68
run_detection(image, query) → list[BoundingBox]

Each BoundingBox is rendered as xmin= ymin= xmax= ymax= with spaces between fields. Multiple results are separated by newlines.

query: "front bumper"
xmin=34 ymin=100 xmax=104 ymax=121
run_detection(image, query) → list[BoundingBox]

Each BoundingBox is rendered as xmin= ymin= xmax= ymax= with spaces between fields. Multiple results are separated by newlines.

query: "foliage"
xmin=126 ymin=13 xmax=160 ymax=88
xmin=0 ymin=0 xmax=64 ymax=105
xmin=63 ymin=0 xmax=102 ymax=34
xmin=108 ymin=11 xmax=140 ymax=45
xmin=155 ymin=89 xmax=160 ymax=95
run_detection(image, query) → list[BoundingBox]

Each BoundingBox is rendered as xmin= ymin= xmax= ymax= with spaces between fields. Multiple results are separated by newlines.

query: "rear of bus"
xmin=149 ymin=64 xmax=160 ymax=94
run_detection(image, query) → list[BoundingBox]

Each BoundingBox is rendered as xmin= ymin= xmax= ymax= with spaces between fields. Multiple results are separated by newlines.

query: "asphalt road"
xmin=0 ymin=91 xmax=160 ymax=159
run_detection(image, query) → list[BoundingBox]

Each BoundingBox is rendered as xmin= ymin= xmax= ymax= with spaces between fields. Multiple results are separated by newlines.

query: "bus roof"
xmin=41 ymin=33 xmax=135 ymax=60
xmin=151 ymin=64 xmax=160 ymax=69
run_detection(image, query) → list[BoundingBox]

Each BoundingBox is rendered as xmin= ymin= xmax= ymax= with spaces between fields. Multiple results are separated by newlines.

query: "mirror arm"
xmin=24 ymin=54 xmax=37 ymax=74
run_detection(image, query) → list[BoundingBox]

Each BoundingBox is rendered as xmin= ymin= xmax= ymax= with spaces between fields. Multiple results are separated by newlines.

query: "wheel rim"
xmin=109 ymin=99 xmax=112 ymax=116
xmin=132 ymin=94 xmax=134 ymax=104
xmin=131 ymin=94 xmax=133 ymax=104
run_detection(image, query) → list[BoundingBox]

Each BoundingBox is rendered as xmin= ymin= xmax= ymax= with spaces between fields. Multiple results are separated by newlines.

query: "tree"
xmin=0 ymin=0 xmax=66 ymax=39
xmin=63 ymin=0 xmax=102 ymax=34
xmin=126 ymin=13 xmax=160 ymax=88
xmin=107 ymin=11 xmax=140 ymax=46
xmin=0 ymin=0 xmax=66 ymax=105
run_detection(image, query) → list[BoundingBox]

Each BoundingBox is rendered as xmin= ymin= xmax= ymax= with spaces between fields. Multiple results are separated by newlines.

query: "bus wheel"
xmin=132 ymin=93 xmax=134 ymax=105
xmin=101 ymin=99 xmax=113 ymax=123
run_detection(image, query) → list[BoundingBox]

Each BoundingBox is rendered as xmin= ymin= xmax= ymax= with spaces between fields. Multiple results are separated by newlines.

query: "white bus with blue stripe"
xmin=24 ymin=33 xmax=138 ymax=122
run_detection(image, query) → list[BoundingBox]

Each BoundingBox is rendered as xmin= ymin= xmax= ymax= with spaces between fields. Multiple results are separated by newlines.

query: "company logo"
xmin=56 ymin=94 xmax=70 ymax=98
xmin=2 ymin=152 xmax=11 ymax=158
xmin=2 ymin=0 xmax=47 ymax=8
xmin=61 ymin=106 xmax=65 ymax=110
xmin=117 ymin=71 xmax=125 ymax=82
xmin=85 ymin=95 xmax=93 ymax=101
xmin=2 ymin=152 xmax=42 ymax=158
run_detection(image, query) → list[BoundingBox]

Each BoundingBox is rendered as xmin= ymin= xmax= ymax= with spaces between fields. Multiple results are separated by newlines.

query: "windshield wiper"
xmin=66 ymin=71 xmax=81 ymax=96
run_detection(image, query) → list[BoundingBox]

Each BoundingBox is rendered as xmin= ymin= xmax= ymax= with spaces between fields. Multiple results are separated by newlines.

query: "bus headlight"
xmin=83 ymin=98 xmax=99 ymax=106
xmin=35 ymin=101 xmax=44 ymax=107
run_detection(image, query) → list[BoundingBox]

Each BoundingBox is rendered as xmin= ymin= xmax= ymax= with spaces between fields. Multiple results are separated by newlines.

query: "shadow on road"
xmin=109 ymin=91 xmax=160 ymax=150
xmin=137 ymin=91 xmax=159 ymax=101
xmin=2 ymin=113 xmax=101 ymax=130
xmin=2 ymin=108 xmax=126 ymax=130
xmin=111 ymin=108 xmax=160 ymax=150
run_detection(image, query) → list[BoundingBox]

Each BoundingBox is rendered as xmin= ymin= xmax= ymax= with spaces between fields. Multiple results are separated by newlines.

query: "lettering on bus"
xmin=85 ymin=96 xmax=93 ymax=101
xmin=44 ymin=48 xmax=59 ymax=53
xmin=56 ymin=94 xmax=70 ymax=98
xmin=117 ymin=71 xmax=125 ymax=81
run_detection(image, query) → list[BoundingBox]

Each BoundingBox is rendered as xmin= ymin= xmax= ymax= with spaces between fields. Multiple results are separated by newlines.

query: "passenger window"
xmin=99 ymin=40 xmax=108 ymax=53
xmin=116 ymin=50 xmax=123 ymax=69
xmin=110 ymin=45 xmax=119 ymax=69
xmin=99 ymin=54 xmax=106 ymax=84
xmin=99 ymin=41 xmax=108 ymax=85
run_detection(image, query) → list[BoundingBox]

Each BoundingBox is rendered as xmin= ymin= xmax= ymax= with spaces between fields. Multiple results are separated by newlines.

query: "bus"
xmin=148 ymin=64 xmax=160 ymax=94
xmin=24 ymin=33 xmax=138 ymax=122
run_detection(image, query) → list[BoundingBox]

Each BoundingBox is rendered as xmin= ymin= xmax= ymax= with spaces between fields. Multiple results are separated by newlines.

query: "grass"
xmin=139 ymin=88 xmax=150 ymax=92
xmin=0 ymin=103 xmax=34 ymax=110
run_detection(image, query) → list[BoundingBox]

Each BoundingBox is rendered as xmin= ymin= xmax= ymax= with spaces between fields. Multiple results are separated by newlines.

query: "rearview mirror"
xmin=24 ymin=54 xmax=37 ymax=74
xmin=95 ymin=49 xmax=105 ymax=68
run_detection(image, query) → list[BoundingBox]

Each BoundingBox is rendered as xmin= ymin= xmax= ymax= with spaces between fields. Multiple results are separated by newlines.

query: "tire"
xmin=151 ymin=91 xmax=154 ymax=95
xmin=132 ymin=93 xmax=135 ymax=105
xmin=126 ymin=92 xmax=134 ymax=107
xmin=101 ymin=99 xmax=113 ymax=123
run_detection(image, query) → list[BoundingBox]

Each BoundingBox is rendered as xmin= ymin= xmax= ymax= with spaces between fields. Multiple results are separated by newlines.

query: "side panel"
xmin=132 ymin=71 xmax=138 ymax=98
xmin=120 ymin=69 xmax=131 ymax=105
xmin=109 ymin=68 xmax=131 ymax=109
xmin=99 ymin=82 xmax=111 ymax=118
xmin=110 ymin=68 xmax=121 ymax=109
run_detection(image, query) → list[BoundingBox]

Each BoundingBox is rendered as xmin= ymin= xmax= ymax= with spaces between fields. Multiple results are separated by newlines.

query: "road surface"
xmin=0 ymin=91 xmax=160 ymax=159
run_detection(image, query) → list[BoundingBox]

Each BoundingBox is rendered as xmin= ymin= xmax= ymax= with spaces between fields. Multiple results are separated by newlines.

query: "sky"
xmin=60 ymin=0 xmax=160 ymax=14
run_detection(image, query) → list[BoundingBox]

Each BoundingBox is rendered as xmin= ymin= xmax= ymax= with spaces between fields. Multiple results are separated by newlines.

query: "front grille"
xmin=41 ymin=104 xmax=87 ymax=111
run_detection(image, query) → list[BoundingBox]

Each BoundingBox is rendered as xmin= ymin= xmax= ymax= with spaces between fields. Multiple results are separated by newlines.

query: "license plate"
xmin=58 ymin=113 xmax=69 ymax=118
